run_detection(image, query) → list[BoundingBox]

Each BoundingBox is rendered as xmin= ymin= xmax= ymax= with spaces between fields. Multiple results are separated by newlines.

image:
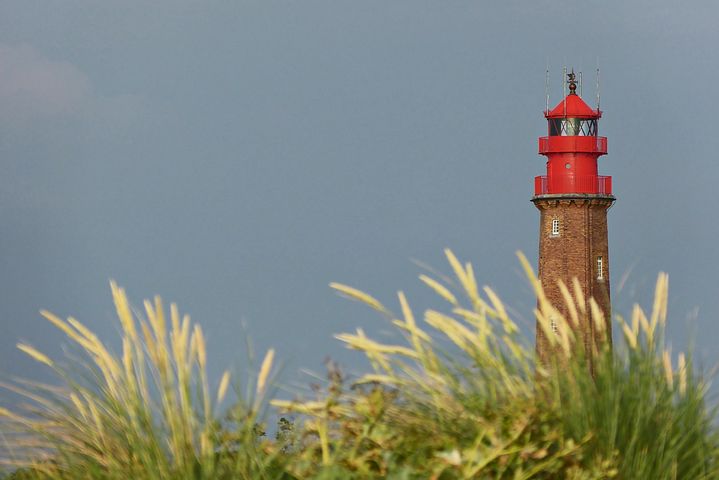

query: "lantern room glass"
xmin=548 ymin=118 xmax=597 ymax=137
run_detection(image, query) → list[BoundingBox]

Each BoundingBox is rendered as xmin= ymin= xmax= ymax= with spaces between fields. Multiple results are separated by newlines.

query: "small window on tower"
xmin=597 ymin=256 xmax=604 ymax=280
xmin=551 ymin=219 xmax=560 ymax=236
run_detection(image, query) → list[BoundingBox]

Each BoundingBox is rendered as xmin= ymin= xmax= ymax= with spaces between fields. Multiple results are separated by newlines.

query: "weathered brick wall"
xmin=532 ymin=195 xmax=614 ymax=365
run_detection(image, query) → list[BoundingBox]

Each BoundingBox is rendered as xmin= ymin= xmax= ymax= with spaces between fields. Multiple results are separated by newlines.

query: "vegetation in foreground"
xmin=1 ymin=251 xmax=717 ymax=479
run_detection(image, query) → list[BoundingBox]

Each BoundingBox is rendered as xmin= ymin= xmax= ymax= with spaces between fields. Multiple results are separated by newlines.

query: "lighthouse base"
xmin=532 ymin=194 xmax=615 ymax=368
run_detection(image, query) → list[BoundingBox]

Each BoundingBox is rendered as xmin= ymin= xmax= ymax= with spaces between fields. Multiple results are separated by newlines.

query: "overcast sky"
xmin=1 ymin=1 xmax=718 ymax=392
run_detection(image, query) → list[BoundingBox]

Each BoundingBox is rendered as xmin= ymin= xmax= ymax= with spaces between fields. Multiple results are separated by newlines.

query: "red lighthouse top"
xmin=534 ymin=71 xmax=611 ymax=196
xmin=545 ymin=92 xmax=601 ymax=119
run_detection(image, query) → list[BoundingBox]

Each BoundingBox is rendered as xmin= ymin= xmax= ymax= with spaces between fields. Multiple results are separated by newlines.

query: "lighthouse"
xmin=533 ymin=71 xmax=614 ymax=364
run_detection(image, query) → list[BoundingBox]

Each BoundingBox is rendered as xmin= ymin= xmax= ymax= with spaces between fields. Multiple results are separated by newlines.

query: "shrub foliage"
xmin=2 ymin=251 xmax=717 ymax=478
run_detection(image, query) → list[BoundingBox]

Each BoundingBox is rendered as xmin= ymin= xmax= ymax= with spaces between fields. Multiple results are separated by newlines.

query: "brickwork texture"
xmin=533 ymin=195 xmax=614 ymax=366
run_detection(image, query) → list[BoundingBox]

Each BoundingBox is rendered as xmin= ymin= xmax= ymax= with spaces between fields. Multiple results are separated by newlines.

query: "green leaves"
xmin=2 ymin=252 xmax=717 ymax=479
xmin=278 ymin=251 xmax=717 ymax=478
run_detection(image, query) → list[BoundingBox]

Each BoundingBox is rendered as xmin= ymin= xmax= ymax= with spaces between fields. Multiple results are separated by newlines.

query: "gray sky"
xmin=1 ymin=1 xmax=718 ymax=390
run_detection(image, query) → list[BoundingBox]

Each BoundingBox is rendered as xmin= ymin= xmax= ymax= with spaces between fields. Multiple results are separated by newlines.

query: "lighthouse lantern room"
xmin=535 ymin=71 xmax=611 ymax=196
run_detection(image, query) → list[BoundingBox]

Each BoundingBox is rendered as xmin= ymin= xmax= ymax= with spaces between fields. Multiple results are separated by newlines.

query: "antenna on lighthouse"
xmin=545 ymin=66 xmax=550 ymax=115
xmin=562 ymin=66 xmax=567 ymax=116
xmin=579 ymin=71 xmax=583 ymax=97
xmin=596 ymin=67 xmax=601 ymax=110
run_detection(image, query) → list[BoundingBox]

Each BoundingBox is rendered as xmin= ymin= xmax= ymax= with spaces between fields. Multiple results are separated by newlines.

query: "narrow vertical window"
xmin=597 ymin=256 xmax=604 ymax=280
xmin=551 ymin=218 xmax=560 ymax=236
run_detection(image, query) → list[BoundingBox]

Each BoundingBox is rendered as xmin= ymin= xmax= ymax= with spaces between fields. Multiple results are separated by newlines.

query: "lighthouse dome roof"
xmin=546 ymin=93 xmax=601 ymax=119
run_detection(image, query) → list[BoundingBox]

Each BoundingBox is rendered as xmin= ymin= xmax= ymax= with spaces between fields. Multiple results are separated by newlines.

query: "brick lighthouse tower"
xmin=533 ymin=71 xmax=614 ymax=364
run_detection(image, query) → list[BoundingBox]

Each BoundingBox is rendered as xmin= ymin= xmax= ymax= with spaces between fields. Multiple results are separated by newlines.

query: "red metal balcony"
xmin=538 ymin=136 xmax=607 ymax=155
xmin=534 ymin=175 xmax=612 ymax=196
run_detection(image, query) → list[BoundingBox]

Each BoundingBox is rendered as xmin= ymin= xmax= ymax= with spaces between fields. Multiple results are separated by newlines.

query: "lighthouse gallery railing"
xmin=534 ymin=175 xmax=613 ymax=196
xmin=538 ymin=136 xmax=607 ymax=154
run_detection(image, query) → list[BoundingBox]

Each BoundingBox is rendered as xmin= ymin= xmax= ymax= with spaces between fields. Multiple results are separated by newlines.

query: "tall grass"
xmin=0 ymin=283 xmax=277 ymax=479
xmin=273 ymin=250 xmax=718 ymax=478
xmin=2 ymin=251 xmax=717 ymax=478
